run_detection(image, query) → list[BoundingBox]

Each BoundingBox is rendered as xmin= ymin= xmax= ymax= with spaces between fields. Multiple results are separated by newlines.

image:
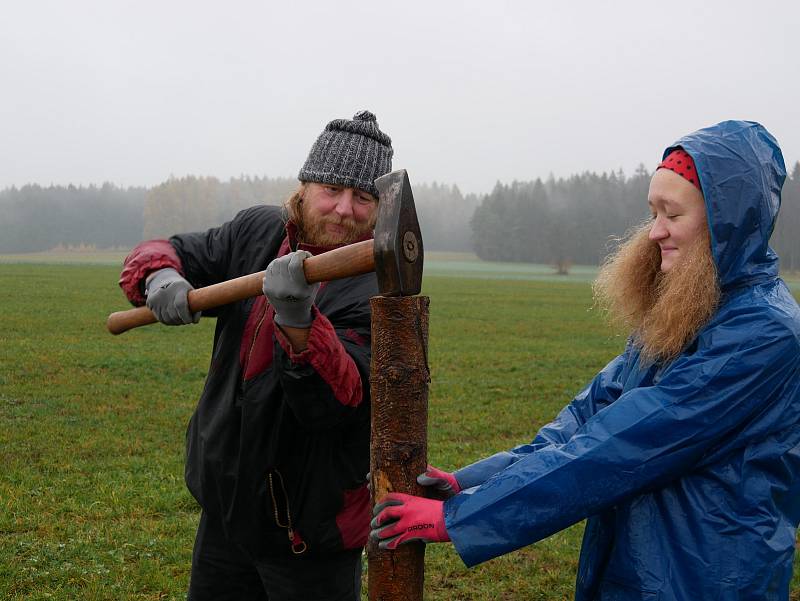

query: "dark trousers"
xmin=188 ymin=511 xmax=363 ymax=601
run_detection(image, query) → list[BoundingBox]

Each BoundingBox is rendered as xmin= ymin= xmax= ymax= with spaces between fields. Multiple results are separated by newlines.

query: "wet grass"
xmin=0 ymin=260 xmax=798 ymax=600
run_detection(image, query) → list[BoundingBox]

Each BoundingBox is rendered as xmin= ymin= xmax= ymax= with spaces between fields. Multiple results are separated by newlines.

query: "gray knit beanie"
xmin=298 ymin=110 xmax=393 ymax=199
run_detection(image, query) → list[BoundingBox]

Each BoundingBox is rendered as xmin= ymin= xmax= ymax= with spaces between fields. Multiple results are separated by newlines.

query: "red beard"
xmin=300 ymin=205 xmax=374 ymax=247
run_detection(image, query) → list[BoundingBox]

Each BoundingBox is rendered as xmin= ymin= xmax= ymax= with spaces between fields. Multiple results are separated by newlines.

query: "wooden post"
xmin=368 ymin=295 xmax=430 ymax=601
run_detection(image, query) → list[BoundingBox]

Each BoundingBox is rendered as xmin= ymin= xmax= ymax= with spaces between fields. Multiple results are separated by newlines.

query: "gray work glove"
xmin=262 ymin=251 xmax=320 ymax=329
xmin=145 ymin=268 xmax=201 ymax=325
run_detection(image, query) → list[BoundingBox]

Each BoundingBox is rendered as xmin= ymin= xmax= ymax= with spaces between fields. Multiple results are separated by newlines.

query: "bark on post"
xmin=368 ymin=295 xmax=430 ymax=601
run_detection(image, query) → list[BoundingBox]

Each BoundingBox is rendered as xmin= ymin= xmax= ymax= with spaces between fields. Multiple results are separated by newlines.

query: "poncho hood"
xmin=664 ymin=120 xmax=786 ymax=290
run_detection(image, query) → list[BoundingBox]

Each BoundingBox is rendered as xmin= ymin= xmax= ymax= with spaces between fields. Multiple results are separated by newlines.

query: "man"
xmin=371 ymin=121 xmax=800 ymax=600
xmin=119 ymin=110 xmax=393 ymax=600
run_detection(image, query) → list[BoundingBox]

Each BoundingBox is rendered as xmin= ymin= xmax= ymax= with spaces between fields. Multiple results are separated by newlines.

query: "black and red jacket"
xmin=119 ymin=205 xmax=376 ymax=558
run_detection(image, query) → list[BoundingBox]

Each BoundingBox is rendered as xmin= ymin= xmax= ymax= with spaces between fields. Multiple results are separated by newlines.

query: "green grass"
xmin=1 ymin=263 xmax=205 ymax=600
xmin=1 ymin=258 xmax=799 ymax=600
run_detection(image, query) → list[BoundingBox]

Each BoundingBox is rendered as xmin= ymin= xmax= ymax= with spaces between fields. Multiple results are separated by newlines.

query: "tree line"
xmin=0 ymin=176 xmax=478 ymax=255
xmin=0 ymin=183 xmax=147 ymax=253
xmin=1 ymin=164 xmax=798 ymax=270
xmin=142 ymin=176 xmax=479 ymax=252
xmin=472 ymin=162 xmax=800 ymax=272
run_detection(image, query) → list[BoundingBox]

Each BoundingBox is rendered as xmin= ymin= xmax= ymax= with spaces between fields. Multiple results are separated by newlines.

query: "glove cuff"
xmin=273 ymin=306 xmax=315 ymax=329
xmin=435 ymin=503 xmax=450 ymax=542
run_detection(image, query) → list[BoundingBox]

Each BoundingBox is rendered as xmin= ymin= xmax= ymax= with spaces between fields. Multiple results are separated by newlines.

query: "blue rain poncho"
xmin=444 ymin=121 xmax=800 ymax=600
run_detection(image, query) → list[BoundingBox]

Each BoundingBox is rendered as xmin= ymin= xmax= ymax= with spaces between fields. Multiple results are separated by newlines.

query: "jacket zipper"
xmin=268 ymin=469 xmax=307 ymax=554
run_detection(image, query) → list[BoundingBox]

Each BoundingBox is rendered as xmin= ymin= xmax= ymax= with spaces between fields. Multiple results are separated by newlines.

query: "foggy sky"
xmin=2 ymin=0 xmax=798 ymax=195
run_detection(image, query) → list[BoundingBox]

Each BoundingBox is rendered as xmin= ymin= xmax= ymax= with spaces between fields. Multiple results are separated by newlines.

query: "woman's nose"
xmin=649 ymin=216 xmax=668 ymax=241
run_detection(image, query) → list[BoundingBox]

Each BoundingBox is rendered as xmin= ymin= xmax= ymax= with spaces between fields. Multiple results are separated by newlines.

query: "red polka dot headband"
xmin=657 ymin=148 xmax=702 ymax=191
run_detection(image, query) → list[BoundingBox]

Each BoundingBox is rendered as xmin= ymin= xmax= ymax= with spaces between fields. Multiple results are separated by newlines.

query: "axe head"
xmin=373 ymin=169 xmax=424 ymax=296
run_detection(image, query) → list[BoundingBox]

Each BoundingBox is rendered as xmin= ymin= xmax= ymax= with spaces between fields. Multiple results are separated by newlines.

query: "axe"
xmin=106 ymin=170 xmax=423 ymax=335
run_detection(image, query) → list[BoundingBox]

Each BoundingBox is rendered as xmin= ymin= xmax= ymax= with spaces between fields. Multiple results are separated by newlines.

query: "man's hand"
xmin=145 ymin=268 xmax=201 ymax=325
xmin=370 ymin=493 xmax=449 ymax=550
xmin=262 ymin=251 xmax=321 ymax=329
xmin=417 ymin=465 xmax=461 ymax=498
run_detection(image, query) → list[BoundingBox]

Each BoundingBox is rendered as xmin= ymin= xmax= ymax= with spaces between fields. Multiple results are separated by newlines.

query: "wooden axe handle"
xmin=106 ymin=239 xmax=375 ymax=335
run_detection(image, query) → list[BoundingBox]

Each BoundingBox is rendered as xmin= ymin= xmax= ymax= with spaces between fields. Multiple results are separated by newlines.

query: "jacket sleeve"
xmin=118 ymin=206 xmax=275 ymax=306
xmin=454 ymin=350 xmax=628 ymax=489
xmin=273 ymin=277 xmax=374 ymax=431
xmin=444 ymin=310 xmax=800 ymax=567
xmin=169 ymin=206 xmax=269 ymax=289
xmin=118 ymin=239 xmax=184 ymax=305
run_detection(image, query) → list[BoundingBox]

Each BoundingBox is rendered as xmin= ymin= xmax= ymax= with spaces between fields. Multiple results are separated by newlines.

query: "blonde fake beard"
xmin=285 ymin=188 xmax=375 ymax=246
xmin=593 ymin=223 xmax=720 ymax=364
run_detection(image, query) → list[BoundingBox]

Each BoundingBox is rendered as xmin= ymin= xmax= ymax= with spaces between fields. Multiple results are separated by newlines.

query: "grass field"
xmin=1 ymin=254 xmax=799 ymax=600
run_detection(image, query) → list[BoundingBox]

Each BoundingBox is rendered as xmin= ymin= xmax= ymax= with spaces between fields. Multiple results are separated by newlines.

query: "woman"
xmin=371 ymin=121 xmax=800 ymax=600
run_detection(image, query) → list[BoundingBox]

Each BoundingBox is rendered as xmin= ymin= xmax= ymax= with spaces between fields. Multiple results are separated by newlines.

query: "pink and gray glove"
xmin=370 ymin=493 xmax=450 ymax=550
xmin=417 ymin=464 xmax=461 ymax=498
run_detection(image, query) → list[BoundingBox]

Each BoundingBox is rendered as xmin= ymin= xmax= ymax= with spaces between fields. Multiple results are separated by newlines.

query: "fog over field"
xmin=2 ymin=1 xmax=799 ymax=267
xmin=2 ymin=1 xmax=797 ymax=193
